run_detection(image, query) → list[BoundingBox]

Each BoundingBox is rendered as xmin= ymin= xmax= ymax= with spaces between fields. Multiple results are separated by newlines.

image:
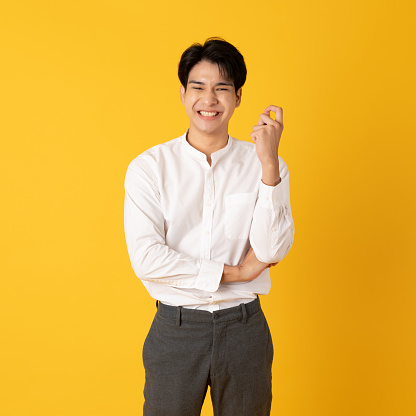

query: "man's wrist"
xmin=221 ymin=265 xmax=242 ymax=283
xmin=261 ymin=160 xmax=281 ymax=186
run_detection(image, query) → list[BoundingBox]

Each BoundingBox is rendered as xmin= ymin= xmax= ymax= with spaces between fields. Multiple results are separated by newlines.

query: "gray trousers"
xmin=142 ymin=297 xmax=274 ymax=416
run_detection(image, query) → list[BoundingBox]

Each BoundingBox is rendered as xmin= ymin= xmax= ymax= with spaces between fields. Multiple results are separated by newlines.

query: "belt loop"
xmin=241 ymin=303 xmax=247 ymax=324
xmin=176 ymin=306 xmax=182 ymax=327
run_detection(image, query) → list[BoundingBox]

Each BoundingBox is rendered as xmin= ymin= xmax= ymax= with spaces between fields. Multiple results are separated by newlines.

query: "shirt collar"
xmin=181 ymin=130 xmax=234 ymax=166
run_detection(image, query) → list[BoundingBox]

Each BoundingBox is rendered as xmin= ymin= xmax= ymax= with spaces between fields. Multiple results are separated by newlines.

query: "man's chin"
xmin=192 ymin=123 xmax=227 ymax=137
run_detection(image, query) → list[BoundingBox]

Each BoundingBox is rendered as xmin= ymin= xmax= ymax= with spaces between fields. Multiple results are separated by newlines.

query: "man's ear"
xmin=180 ymin=85 xmax=186 ymax=105
xmin=235 ymin=88 xmax=242 ymax=108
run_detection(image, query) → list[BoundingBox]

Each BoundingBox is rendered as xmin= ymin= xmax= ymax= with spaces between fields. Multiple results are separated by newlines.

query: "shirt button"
xmin=205 ymin=231 xmax=210 ymax=235
xmin=206 ymin=203 xmax=211 ymax=207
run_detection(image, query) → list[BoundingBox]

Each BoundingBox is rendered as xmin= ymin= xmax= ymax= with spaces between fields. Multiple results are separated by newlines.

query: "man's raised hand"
xmin=250 ymin=105 xmax=284 ymax=186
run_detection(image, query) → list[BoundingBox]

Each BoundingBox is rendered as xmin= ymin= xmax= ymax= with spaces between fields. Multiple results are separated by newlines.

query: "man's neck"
xmin=186 ymin=128 xmax=229 ymax=165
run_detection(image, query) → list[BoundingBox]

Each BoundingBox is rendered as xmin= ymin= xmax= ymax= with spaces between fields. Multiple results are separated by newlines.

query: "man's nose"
xmin=202 ymin=89 xmax=218 ymax=105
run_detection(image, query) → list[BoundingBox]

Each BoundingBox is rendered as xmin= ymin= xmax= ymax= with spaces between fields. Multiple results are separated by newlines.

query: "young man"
xmin=124 ymin=38 xmax=294 ymax=416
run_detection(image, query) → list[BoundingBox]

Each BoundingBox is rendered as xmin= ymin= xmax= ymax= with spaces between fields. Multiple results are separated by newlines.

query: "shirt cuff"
xmin=195 ymin=259 xmax=224 ymax=293
xmin=258 ymin=174 xmax=291 ymax=209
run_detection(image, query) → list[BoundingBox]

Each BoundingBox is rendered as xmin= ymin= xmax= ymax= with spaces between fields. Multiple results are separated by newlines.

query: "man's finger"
xmin=252 ymin=124 xmax=268 ymax=132
xmin=257 ymin=112 xmax=278 ymax=126
xmin=264 ymin=105 xmax=283 ymax=128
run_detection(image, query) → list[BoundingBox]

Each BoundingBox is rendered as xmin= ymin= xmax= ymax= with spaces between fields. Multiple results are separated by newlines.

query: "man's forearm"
xmin=221 ymin=265 xmax=242 ymax=283
xmin=221 ymin=248 xmax=269 ymax=283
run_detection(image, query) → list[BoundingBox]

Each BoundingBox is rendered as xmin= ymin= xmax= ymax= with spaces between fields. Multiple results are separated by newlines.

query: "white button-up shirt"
xmin=124 ymin=132 xmax=294 ymax=311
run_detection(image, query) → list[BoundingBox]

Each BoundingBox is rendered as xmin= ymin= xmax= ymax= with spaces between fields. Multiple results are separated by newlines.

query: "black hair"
xmin=178 ymin=37 xmax=247 ymax=93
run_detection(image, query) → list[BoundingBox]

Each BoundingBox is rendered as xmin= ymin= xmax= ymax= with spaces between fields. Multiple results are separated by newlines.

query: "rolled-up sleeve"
xmin=249 ymin=156 xmax=295 ymax=264
xmin=124 ymin=157 xmax=224 ymax=292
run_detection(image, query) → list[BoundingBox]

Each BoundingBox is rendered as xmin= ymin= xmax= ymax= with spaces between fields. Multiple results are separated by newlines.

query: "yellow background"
xmin=1 ymin=0 xmax=415 ymax=415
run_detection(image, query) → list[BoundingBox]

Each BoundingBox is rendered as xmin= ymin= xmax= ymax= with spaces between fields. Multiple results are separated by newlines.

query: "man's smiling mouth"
xmin=198 ymin=111 xmax=220 ymax=117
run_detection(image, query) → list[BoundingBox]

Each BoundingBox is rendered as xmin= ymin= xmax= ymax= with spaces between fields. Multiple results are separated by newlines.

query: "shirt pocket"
xmin=224 ymin=192 xmax=257 ymax=239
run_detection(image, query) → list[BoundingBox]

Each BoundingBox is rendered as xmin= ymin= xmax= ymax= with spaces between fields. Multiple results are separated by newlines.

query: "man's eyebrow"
xmin=216 ymin=82 xmax=234 ymax=87
xmin=188 ymin=80 xmax=234 ymax=87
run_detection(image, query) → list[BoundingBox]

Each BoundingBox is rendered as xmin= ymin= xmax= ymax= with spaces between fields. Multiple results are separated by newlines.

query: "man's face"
xmin=180 ymin=60 xmax=242 ymax=138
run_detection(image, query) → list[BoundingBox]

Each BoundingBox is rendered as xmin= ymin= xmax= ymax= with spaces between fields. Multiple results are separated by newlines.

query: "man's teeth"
xmin=199 ymin=111 xmax=219 ymax=117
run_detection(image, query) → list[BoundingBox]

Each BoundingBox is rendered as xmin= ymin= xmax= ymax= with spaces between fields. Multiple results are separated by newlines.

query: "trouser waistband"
xmin=156 ymin=297 xmax=261 ymax=325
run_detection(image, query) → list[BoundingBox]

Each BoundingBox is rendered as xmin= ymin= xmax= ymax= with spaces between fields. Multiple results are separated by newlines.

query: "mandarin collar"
xmin=181 ymin=130 xmax=234 ymax=166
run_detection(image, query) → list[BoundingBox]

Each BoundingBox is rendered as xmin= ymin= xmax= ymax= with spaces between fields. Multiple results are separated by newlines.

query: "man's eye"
xmin=193 ymin=87 xmax=203 ymax=90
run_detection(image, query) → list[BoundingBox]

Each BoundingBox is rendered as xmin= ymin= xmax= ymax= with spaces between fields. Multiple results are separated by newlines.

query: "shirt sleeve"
xmin=124 ymin=157 xmax=224 ymax=292
xmin=249 ymin=156 xmax=295 ymax=264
